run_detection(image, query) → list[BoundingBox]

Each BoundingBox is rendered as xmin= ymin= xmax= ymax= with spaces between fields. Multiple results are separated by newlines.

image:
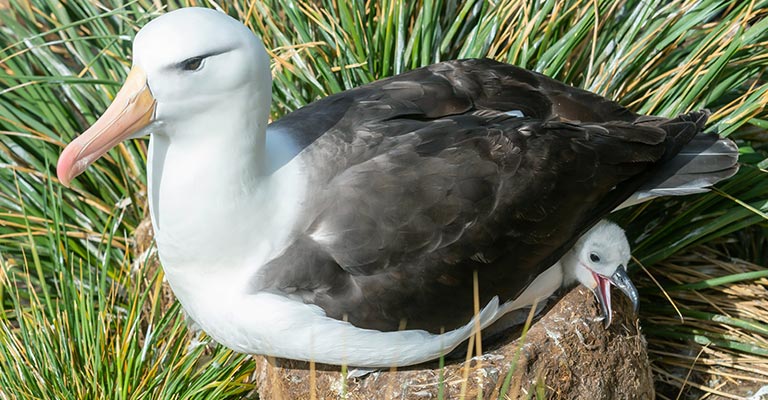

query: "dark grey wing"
xmin=255 ymin=59 xmax=704 ymax=333
xmin=305 ymin=118 xmax=668 ymax=272
xmin=256 ymin=122 xmax=681 ymax=332
xmin=266 ymin=58 xmax=639 ymax=170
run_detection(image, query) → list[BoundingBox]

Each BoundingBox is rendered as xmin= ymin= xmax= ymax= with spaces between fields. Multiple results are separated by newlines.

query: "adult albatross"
xmin=57 ymin=7 xmax=738 ymax=367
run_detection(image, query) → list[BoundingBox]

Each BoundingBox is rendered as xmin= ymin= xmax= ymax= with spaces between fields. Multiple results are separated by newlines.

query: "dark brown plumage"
xmin=253 ymin=59 xmax=737 ymax=333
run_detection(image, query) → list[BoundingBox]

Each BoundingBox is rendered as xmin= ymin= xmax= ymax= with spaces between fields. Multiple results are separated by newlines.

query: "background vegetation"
xmin=0 ymin=0 xmax=766 ymax=398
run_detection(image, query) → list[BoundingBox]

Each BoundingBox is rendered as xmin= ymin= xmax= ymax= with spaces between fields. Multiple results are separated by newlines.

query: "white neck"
xmin=146 ymin=82 xmax=306 ymax=284
xmin=559 ymin=248 xmax=580 ymax=287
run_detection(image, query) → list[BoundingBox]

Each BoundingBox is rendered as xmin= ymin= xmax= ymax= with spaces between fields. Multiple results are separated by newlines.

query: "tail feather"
xmin=617 ymin=112 xmax=739 ymax=209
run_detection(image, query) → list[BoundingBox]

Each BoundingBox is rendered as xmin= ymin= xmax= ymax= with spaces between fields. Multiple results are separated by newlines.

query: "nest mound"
xmin=253 ymin=286 xmax=653 ymax=399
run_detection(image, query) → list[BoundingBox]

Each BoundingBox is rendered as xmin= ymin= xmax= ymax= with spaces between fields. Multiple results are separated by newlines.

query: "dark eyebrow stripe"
xmin=169 ymin=47 xmax=235 ymax=70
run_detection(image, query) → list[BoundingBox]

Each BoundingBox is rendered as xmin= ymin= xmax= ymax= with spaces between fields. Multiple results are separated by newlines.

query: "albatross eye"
xmin=589 ymin=252 xmax=601 ymax=263
xmin=180 ymin=56 xmax=204 ymax=71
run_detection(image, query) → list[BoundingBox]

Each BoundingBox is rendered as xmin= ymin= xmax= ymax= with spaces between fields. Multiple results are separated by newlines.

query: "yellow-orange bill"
xmin=57 ymin=66 xmax=156 ymax=187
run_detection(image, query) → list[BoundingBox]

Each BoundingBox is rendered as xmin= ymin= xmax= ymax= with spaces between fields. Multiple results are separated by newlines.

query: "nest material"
xmin=253 ymin=286 xmax=653 ymax=400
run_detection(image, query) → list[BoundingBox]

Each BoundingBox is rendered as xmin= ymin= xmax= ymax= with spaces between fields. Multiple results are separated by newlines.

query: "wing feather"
xmin=255 ymin=59 xmax=710 ymax=332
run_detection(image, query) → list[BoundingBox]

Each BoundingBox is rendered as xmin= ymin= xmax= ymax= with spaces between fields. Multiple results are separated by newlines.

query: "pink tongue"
xmin=600 ymin=277 xmax=612 ymax=315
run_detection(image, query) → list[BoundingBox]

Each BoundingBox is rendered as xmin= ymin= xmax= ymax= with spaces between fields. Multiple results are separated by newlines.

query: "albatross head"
xmin=57 ymin=7 xmax=271 ymax=186
xmin=564 ymin=220 xmax=639 ymax=327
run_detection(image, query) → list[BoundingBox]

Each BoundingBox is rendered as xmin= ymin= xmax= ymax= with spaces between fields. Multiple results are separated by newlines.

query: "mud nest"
xmin=253 ymin=286 xmax=653 ymax=399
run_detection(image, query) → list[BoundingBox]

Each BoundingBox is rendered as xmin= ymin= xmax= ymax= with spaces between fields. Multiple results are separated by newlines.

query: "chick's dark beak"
xmin=610 ymin=266 xmax=639 ymax=314
xmin=592 ymin=266 xmax=639 ymax=328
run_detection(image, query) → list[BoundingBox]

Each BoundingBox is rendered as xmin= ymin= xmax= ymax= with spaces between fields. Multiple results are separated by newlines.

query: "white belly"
xmin=164 ymin=262 xmax=563 ymax=367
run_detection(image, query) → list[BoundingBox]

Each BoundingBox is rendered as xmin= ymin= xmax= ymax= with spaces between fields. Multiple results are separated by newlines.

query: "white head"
xmin=57 ymin=7 xmax=272 ymax=185
xmin=134 ymin=8 xmax=270 ymax=128
xmin=564 ymin=220 xmax=638 ymax=327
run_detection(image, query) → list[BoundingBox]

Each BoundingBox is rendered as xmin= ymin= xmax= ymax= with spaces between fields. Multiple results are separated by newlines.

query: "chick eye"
xmin=589 ymin=253 xmax=601 ymax=263
xmin=180 ymin=56 xmax=204 ymax=71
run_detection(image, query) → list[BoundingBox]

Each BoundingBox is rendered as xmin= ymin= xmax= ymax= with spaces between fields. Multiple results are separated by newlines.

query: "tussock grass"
xmin=0 ymin=0 xmax=766 ymax=398
xmin=640 ymin=246 xmax=768 ymax=399
xmin=0 ymin=199 xmax=256 ymax=398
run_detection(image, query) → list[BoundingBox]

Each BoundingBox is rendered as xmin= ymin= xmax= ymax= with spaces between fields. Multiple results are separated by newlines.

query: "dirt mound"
xmin=253 ymin=286 xmax=653 ymax=399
